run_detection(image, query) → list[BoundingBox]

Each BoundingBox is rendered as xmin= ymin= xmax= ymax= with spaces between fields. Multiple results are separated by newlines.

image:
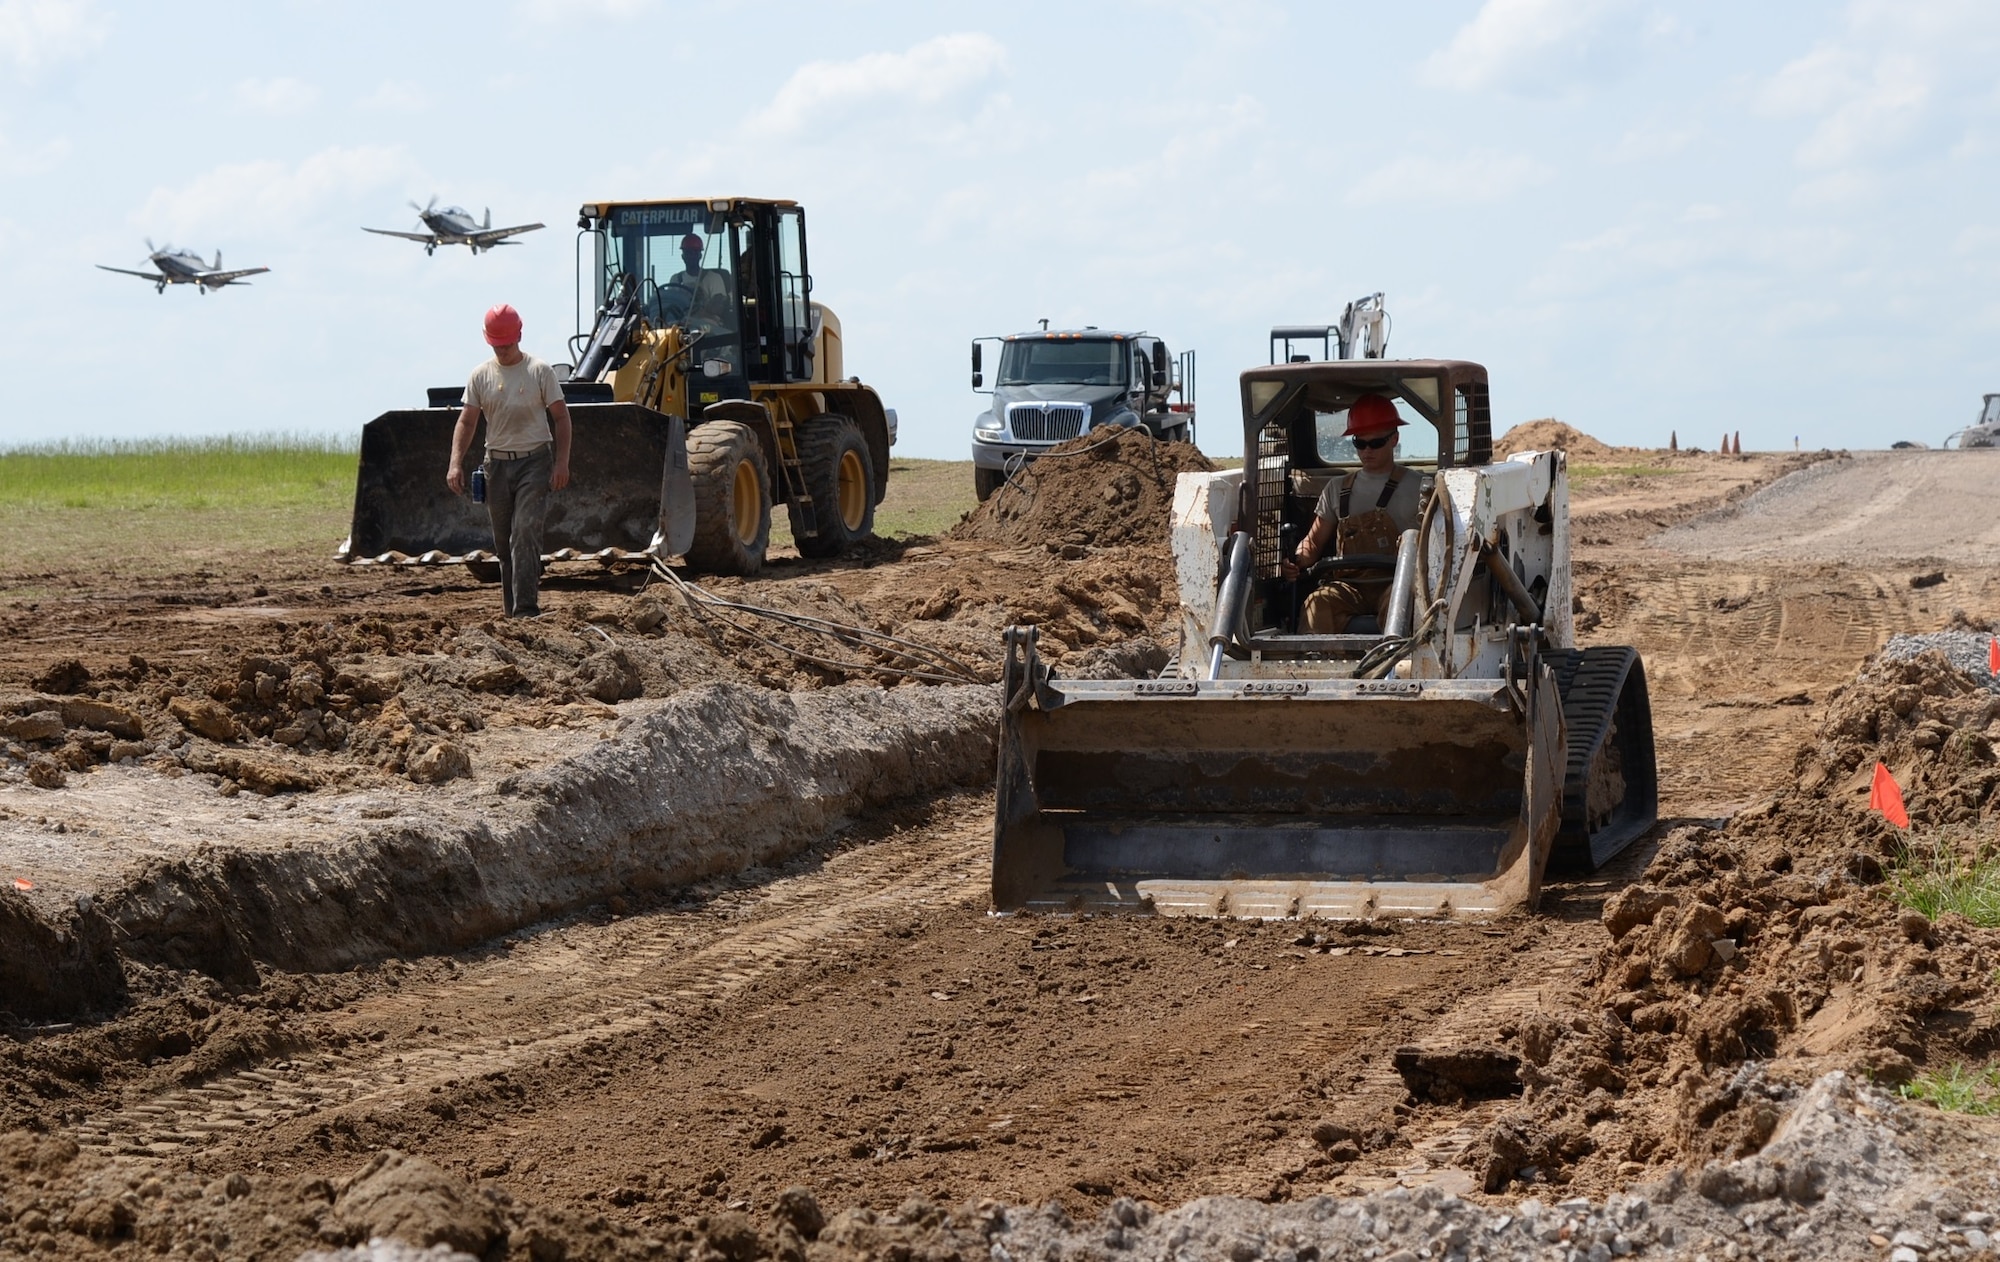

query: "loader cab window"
xmin=597 ymin=202 xmax=749 ymax=382
xmin=996 ymin=339 xmax=1127 ymax=388
xmin=1310 ymin=404 xmax=1440 ymax=466
xmin=775 ymin=208 xmax=811 ymax=378
xmin=599 ymin=203 xmax=737 ymax=337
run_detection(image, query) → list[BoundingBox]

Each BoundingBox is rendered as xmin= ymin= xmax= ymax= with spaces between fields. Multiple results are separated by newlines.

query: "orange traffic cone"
xmin=1870 ymin=762 xmax=1910 ymax=829
xmin=1989 ymin=637 xmax=1998 ymax=676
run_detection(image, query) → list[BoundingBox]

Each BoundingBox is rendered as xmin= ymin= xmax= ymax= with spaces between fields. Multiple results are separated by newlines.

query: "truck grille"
xmin=1007 ymin=403 xmax=1087 ymax=443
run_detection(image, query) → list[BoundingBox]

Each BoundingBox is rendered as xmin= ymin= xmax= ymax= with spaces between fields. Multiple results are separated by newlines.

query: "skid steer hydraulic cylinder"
xmin=1383 ymin=528 xmax=1420 ymax=638
xmin=1481 ymin=541 xmax=1543 ymax=626
xmin=1207 ymin=530 xmax=1255 ymax=679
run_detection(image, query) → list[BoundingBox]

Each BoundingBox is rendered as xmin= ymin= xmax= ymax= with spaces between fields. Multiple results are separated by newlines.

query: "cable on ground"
xmin=644 ymin=560 xmax=985 ymax=686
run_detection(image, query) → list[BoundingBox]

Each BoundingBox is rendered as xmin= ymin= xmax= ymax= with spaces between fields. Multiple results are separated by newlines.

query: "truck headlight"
xmin=975 ymin=413 xmax=1005 ymax=440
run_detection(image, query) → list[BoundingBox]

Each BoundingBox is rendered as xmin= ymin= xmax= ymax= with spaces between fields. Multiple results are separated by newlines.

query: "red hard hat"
xmin=483 ymin=303 xmax=522 ymax=347
xmin=680 ymin=234 xmax=703 ymax=251
xmin=1343 ymin=393 xmax=1404 ymax=437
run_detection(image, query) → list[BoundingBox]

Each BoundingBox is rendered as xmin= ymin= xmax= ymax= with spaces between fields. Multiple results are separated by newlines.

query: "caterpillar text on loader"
xmin=340 ymin=197 xmax=897 ymax=576
xmin=994 ymin=357 xmax=1656 ymax=920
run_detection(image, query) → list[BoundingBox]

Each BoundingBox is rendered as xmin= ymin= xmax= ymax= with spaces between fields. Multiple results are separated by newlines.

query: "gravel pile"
xmin=964 ymin=1074 xmax=1996 ymax=1262
xmin=1878 ymin=630 xmax=2000 ymax=691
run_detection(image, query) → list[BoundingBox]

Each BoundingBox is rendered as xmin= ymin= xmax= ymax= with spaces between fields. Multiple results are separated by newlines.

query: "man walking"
xmin=446 ymin=303 xmax=572 ymax=618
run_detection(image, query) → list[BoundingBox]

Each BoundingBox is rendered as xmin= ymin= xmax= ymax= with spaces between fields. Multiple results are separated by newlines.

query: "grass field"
xmin=0 ymin=438 xmax=363 ymax=582
xmin=0 ymin=438 xmax=984 ymax=583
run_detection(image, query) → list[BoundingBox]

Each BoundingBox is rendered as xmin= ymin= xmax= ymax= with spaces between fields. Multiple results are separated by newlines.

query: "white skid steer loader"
xmin=993 ymin=358 xmax=1656 ymax=920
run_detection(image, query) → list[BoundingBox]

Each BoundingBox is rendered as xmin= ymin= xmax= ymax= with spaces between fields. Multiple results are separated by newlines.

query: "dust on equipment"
xmin=994 ymin=357 xmax=1657 ymax=920
xmin=341 ymin=198 xmax=897 ymax=577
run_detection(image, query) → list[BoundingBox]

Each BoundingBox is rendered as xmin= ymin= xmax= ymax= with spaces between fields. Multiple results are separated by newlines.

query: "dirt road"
xmin=3 ymin=445 xmax=1998 ymax=1260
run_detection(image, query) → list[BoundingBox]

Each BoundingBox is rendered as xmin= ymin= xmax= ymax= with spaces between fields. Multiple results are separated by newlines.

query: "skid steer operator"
xmin=1281 ymin=393 xmax=1422 ymax=633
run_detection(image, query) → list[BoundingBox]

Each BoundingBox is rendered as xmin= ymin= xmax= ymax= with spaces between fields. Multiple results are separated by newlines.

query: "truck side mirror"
xmin=972 ymin=371 xmax=983 ymax=388
xmin=1150 ymin=342 xmax=1168 ymax=391
xmin=971 ymin=342 xmax=983 ymax=389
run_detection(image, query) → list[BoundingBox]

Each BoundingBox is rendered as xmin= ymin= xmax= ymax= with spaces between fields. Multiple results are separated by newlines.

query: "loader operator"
xmin=1282 ymin=393 xmax=1422 ymax=633
xmin=660 ymin=233 xmax=733 ymax=330
xmin=445 ymin=303 xmax=574 ymax=619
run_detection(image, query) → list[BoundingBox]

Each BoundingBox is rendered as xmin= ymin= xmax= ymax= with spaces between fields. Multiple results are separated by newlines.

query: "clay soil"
xmin=3 ymin=438 xmax=2000 ymax=1260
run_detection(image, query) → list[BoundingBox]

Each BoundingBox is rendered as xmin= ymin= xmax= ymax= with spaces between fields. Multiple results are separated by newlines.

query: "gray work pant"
xmin=484 ymin=446 xmax=553 ymax=616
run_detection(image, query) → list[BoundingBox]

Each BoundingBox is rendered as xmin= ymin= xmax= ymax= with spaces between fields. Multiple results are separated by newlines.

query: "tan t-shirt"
xmin=466 ymin=355 xmax=562 ymax=454
xmin=1314 ymin=465 xmax=1425 ymax=533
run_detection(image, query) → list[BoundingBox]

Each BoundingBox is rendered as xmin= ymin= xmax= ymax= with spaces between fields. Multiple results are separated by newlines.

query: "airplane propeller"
xmin=409 ymin=195 xmax=439 ymax=223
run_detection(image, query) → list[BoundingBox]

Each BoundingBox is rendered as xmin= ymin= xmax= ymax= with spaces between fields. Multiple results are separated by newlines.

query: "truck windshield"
xmin=997 ymin=339 xmax=1127 ymax=387
xmin=597 ymin=203 xmax=735 ymax=330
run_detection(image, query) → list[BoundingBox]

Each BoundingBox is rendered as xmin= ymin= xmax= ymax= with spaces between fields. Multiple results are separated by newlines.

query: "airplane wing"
xmin=96 ymin=265 xmax=166 ymax=281
xmin=469 ymin=223 xmax=544 ymax=246
xmin=198 ymin=268 xmax=271 ymax=286
xmin=362 ymin=227 xmax=440 ymax=243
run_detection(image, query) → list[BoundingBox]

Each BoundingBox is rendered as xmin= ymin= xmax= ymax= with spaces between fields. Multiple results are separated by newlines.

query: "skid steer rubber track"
xmin=1546 ymin=646 xmax=1658 ymax=873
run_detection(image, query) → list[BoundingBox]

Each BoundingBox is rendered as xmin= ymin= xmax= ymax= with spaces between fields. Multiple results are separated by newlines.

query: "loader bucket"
xmin=993 ymin=633 xmax=1565 ymax=921
xmin=342 ymin=403 xmax=694 ymax=564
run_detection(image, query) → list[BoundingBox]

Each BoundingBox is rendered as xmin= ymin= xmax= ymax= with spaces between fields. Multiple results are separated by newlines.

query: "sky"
xmin=2 ymin=0 xmax=1998 ymax=459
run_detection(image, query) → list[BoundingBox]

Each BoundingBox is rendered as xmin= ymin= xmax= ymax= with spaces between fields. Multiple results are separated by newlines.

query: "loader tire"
xmin=791 ymin=414 xmax=875 ymax=559
xmin=974 ymin=466 xmax=1005 ymax=502
xmin=686 ymin=420 xmax=770 ymax=576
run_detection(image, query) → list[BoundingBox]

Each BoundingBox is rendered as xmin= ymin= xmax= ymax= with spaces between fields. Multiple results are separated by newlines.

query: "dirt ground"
xmin=3 ymin=439 xmax=2000 ymax=1260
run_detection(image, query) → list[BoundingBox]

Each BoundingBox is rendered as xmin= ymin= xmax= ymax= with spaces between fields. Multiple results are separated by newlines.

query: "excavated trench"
xmin=2 ymin=681 xmax=999 ymax=1021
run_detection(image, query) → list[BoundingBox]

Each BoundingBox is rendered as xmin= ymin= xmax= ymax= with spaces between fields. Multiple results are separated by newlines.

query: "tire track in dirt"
xmin=68 ymin=805 xmax=997 ymax=1161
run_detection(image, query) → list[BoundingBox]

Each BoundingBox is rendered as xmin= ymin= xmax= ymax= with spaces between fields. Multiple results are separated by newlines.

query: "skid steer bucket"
xmin=341 ymin=403 xmax=694 ymax=564
xmin=993 ymin=629 xmax=1566 ymax=920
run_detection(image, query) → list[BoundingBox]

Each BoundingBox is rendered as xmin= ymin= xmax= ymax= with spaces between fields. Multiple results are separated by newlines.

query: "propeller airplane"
xmin=363 ymin=197 xmax=543 ymax=256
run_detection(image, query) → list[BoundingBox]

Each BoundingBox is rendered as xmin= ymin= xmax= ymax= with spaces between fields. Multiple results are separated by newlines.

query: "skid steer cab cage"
xmin=339 ymin=402 xmax=693 ymax=567
xmin=992 ymin=626 xmax=1565 ymax=921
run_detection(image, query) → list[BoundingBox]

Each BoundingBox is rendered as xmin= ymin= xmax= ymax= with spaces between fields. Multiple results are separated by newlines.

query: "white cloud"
xmin=0 ymin=0 xmax=105 ymax=70
xmin=357 ymin=80 xmax=429 ymax=112
xmin=1420 ymin=0 xmax=1641 ymax=95
xmin=515 ymin=0 xmax=655 ymax=20
xmin=132 ymin=145 xmax=420 ymax=242
xmin=1606 ymin=123 xmax=1696 ymax=163
xmin=0 ymin=121 xmax=67 ymax=176
xmin=1756 ymin=2 xmax=2000 ymax=170
xmin=1346 ymin=150 xmax=1551 ymax=205
xmin=746 ymin=32 xmax=1008 ymax=139
xmin=234 ymin=77 xmax=319 ymax=115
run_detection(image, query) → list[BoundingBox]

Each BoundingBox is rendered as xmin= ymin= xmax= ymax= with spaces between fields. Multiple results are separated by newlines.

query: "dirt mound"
xmin=1494 ymin=419 xmax=1615 ymax=460
xmin=949 ymin=428 xmax=1215 ymax=549
xmin=1456 ymin=644 xmax=2000 ymax=1194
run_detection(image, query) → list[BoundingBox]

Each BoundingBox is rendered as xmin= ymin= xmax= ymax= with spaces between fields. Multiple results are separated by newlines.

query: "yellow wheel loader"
xmin=994 ymin=358 xmax=1656 ymax=920
xmin=340 ymin=198 xmax=896 ymax=576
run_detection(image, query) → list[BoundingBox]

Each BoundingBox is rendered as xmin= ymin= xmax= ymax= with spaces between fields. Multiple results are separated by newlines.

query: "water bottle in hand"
xmin=471 ymin=467 xmax=487 ymax=503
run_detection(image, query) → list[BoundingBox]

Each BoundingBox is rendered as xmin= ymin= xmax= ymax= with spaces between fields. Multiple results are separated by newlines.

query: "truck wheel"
xmin=974 ymin=466 xmax=1005 ymax=502
xmin=686 ymin=420 xmax=770 ymax=575
xmin=792 ymin=415 xmax=876 ymax=559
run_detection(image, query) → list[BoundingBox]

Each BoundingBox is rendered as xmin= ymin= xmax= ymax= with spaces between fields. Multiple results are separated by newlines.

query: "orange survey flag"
xmin=1870 ymin=762 xmax=1909 ymax=829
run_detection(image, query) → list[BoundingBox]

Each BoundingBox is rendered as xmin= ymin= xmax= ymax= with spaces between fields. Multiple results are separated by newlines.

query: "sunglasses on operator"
xmin=1351 ymin=434 xmax=1394 ymax=450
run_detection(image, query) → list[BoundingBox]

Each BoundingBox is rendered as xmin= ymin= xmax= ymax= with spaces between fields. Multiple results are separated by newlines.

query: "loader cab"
xmin=1239 ymin=360 xmax=1493 ymax=636
xmin=578 ymin=197 xmax=817 ymax=417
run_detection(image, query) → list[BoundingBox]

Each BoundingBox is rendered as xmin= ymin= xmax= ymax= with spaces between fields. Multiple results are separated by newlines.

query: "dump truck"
xmin=969 ymin=327 xmax=1195 ymax=501
xmin=993 ymin=356 xmax=1656 ymax=920
xmin=340 ymin=197 xmax=897 ymax=576
xmin=1943 ymin=393 xmax=2000 ymax=449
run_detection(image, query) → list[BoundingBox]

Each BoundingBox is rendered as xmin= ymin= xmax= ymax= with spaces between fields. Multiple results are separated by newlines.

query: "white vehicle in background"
xmin=969 ymin=326 xmax=1196 ymax=501
xmin=1943 ymin=394 xmax=2000 ymax=449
